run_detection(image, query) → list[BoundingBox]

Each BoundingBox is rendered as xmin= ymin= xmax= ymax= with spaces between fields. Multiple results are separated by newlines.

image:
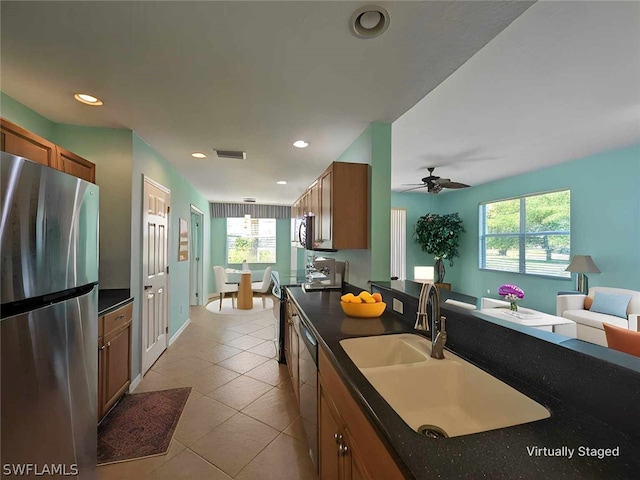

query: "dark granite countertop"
xmin=286 ymin=285 xmax=639 ymax=479
xmin=98 ymin=289 xmax=133 ymax=315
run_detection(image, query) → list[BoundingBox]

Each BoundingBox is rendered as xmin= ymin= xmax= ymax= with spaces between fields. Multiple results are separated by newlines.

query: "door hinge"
xmin=166 ymin=326 xmax=169 ymax=334
xmin=167 ymin=206 xmax=170 ymax=213
xmin=166 ymin=266 xmax=169 ymax=274
xmin=195 ymin=292 xmax=199 ymax=298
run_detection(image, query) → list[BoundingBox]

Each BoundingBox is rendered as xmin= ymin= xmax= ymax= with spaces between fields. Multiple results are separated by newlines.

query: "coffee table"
xmin=478 ymin=303 xmax=576 ymax=337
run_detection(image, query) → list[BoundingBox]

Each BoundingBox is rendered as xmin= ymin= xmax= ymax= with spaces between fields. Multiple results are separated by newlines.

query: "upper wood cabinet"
xmin=57 ymin=145 xmax=96 ymax=183
xmin=1 ymin=118 xmax=57 ymax=168
xmin=1 ymin=117 xmax=96 ymax=184
xmin=292 ymin=161 xmax=369 ymax=250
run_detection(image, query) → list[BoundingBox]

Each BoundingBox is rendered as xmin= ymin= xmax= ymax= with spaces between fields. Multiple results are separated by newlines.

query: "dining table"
xmin=226 ymin=270 xmax=265 ymax=310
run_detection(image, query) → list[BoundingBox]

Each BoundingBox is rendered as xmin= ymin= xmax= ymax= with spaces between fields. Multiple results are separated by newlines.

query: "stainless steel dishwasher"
xmin=297 ymin=316 xmax=318 ymax=472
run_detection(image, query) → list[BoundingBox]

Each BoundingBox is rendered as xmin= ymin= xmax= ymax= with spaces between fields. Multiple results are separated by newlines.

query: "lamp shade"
xmin=565 ymin=255 xmax=600 ymax=273
xmin=414 ymin=266 xmax=434 ymax=283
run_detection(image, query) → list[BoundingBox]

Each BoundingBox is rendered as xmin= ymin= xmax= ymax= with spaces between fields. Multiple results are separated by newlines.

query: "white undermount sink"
xmin=339 ymin=334 xmax=550 ymax=438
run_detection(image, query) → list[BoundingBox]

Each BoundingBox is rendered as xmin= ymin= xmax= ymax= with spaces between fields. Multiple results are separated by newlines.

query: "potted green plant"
xmin=414 ymin=212 xmax=465 ymax=284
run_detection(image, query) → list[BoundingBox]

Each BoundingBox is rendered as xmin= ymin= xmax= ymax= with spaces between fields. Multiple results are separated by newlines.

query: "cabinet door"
xmin=319 ymin=391 xmax=342 ymax=480
xmin=1 ymin=118 xmax=57 ymax=167
xmin=103 ymin=324 xmax=131 ymax=414
xmin=344 ymin=429 xmax=373 ymax=480
xmin=290 ymin=321 xmax=300 ymax=402
xmin=320 ymin=169 xmax=332 ymax=245
xmin=57 ymin=146 xmax=96 ymax=183
xmin=308 ymin=181 xmax=321 ymax=242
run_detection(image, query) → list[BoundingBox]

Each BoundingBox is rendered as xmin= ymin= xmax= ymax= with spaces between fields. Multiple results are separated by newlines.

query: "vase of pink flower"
xmin=498 ymin=284 xmax=525 ymax=311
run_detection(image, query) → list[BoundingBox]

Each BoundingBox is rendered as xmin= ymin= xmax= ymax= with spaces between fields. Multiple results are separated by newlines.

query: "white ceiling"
xmin=393 ymin=1 xmax=640 ymax=192
xmin=1 ymin=2 xmax=638 ymax=204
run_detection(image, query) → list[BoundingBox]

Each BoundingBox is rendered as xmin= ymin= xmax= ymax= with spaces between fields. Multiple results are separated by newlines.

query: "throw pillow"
xmin=590 ymin=291 xmax=632 ymax=319
xmin=603 ymin=323 xmax=640 ymax=357
xmin=584 ymin=296 xmax=593 ymax=310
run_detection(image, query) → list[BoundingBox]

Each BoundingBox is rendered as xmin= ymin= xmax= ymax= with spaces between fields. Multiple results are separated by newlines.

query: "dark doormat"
xmin=97 ymin=387 xmax=191 ymax=465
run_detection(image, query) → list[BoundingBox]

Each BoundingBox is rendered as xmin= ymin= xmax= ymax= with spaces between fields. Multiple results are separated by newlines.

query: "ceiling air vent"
xmin=243 ymin=197 xmax=256 ymax=203
xmin=215 ymin=149 xmax=247 ymax=160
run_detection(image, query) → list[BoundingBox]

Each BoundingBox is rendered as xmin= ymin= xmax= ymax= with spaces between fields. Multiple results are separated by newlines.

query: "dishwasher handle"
xmin=299 ymin=320 xmax=318 ymax=366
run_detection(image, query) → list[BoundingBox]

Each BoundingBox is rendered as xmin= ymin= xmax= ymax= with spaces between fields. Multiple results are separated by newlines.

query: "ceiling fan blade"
xmin=401 ymin=183 xmax=427 ymax=186
xmin=433 ymin=178 xmax=451 ymax=185
xmin=400 ymin=185 xmax=428 ymax=193
xmin=439 ymin=181 xmax=470 ymax=189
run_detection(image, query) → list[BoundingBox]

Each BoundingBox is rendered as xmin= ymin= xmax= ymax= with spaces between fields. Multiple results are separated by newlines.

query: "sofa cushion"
xmin=584 ymin=296 xmax=593 ymax=310
xmin=562 ymin=310 xmax=629 ymax=330
xmin=589 ymin=287 xmax=640 ymax=315
xmin=590 ymin=291 xmax=632 ymax=318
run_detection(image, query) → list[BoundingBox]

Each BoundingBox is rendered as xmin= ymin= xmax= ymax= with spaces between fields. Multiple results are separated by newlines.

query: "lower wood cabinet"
xmin=318 ymin=347 xmax=404 ymax=480
xmin=98 ymin=302 xmax=133 ymax=421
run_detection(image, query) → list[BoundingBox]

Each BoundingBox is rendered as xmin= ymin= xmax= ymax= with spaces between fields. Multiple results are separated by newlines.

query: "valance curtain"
xmin=210 ymin=203 xmax=291 ymax=219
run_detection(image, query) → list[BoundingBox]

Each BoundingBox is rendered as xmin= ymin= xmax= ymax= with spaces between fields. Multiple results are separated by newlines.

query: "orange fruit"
xmin=372 ymin=293 xmax=382 ymax=303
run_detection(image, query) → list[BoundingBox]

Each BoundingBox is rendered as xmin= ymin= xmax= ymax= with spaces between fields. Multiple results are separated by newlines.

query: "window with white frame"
xmin=227 ymin=216 xmax=277 ymax=263
xmin=479 ymin=190 xmax=571 ymax=278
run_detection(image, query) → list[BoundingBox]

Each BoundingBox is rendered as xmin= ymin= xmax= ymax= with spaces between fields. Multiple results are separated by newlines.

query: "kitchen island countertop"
xmin=286 ymin=284 xmax=639 ymax=479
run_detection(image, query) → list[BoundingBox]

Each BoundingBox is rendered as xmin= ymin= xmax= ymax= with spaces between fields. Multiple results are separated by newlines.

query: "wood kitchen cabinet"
xmin=98 ymin=301 xmax=133 ymax=421
xmin=1 ymin=118 xmax=57 ymax=168
xmin=284 ymin=298 xmax=300 ymax=402
xmin=292 ymin=161 xmax=368 ymax=250
xmin=1 ymin=117 xmax=96 ymax=183
xmin=318 ymin=347 xmax=404 ymax=480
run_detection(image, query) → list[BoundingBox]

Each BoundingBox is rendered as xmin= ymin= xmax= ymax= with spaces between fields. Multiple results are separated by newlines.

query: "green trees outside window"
xmin=480 ymin=190 xmax=571 ymax=277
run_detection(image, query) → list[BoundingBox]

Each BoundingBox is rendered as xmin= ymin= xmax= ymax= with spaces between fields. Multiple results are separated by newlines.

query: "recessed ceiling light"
xmin=350 ymin=6 xmax=390 ymax=39
xmin=191 ymin=152 xmax=207 ymax=159
xmin=293 ymin=140 xmax=309 ymax=148
xmin=73 ymin=93 xmax=103 ymax=106
xmin=277 ymin=181 xmax=287 ymax=185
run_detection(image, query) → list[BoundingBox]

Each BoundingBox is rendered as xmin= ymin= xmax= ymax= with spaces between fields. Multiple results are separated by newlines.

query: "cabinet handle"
xmin=116 ymin=314 xmax=125 ymax=320
xmin=99 ymin=345 xmax=106 ymax=351
xmin=106 ymin=342 xmax=111 ymax=348
xmin=334 ymin=433 xmax=343 ymax=445
xmin=144 ymin=285 xmax=153 ymax=290
xmin=338 ymin=443 xmax=349 ymax=456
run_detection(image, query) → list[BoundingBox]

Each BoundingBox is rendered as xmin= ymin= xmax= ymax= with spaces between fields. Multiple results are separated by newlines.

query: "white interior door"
xmin=190 ymin=207 xmax=203 ymax=306
xmin=142 ymin=177 xmax=170 ymax=374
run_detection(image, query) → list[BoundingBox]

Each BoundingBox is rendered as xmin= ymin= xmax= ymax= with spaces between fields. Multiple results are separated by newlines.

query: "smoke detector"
xmin=350 ymin=5 xmax=390 ymax=39
xmin=215 ymin=149 xmax=247 ymax=160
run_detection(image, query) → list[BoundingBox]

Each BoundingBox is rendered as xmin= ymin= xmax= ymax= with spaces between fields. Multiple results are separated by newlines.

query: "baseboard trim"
xmin=169 ymin=317 xmax=191 ymax=346
xmin=129 ymin=374 xmax=141 ymax=393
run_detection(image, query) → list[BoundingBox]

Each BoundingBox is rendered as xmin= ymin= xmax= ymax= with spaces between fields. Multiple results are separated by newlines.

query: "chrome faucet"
xmin=415 ymin=283 xmax=447 ymax=359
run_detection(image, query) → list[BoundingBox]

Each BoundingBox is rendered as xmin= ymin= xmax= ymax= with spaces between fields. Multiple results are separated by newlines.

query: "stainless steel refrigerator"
xmin=1 ymin=152 xmax=99 ymax=479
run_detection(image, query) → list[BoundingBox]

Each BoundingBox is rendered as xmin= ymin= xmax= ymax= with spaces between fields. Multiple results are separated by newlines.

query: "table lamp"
xmin=414 ymin=266 xmax=434 ymax=284
xmin=565 ymin=255 xmax=600 ymax=294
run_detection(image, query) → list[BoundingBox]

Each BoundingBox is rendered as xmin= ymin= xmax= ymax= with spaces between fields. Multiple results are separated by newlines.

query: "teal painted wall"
xmin=1 ymin=92 xmax=56 ymax=139
xmin=54 ymin=124 xmax=133 ymax=288
xmin=325 ymin=123 xmax=392 ymax=289
xmin=413 ymin=144 xmax=640 ymax=314
xmin=209 ymin=216 xmax=291 ymax=293
xmin=131 ymin=134 xmax=211 ymax=378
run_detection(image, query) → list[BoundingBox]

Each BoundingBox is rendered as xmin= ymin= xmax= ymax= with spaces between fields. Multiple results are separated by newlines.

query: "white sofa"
xmin=556 ymin=287 xmax=640 ymax=346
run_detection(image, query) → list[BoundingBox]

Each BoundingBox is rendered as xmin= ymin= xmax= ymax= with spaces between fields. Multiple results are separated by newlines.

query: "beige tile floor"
xmin=97 ymin=300 xmax=316 ymax=480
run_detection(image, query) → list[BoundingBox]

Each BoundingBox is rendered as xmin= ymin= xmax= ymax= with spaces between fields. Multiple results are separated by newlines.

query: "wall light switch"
xmin=393 ymin=298 xmax=403 ymax=314
xmin=487 ymin=289 xmax=491 ymax=294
